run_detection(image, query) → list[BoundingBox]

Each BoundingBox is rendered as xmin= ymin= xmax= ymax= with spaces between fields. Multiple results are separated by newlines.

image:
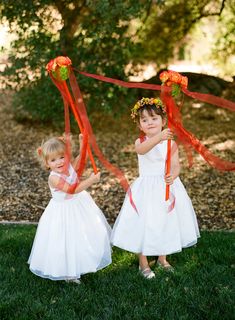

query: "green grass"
xmin=0 ymin=225 xmax=234 ymax=320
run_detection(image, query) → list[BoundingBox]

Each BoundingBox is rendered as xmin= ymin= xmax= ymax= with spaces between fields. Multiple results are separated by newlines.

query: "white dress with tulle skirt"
xmin=28 ymin=164 xmax=112 ymax=280
xmin=111 ymin=140 xmax=200 ymax=256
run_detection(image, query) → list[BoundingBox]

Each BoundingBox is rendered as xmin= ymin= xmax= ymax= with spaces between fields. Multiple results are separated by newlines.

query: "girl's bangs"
xmin=45 ymin=142 xmax=65 ymax=159
xmin=139 ymin=105 xmax=162 ymax=117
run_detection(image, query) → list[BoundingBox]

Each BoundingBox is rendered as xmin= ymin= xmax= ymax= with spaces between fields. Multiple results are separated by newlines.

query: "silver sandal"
xmin=65 ymin=278 xmax=81 ymax=284
xmin=139 ymin=266 xmax=155 ymax=279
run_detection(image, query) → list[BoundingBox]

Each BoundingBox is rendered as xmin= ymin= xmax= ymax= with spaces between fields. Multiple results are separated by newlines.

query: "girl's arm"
xmin=135 ymin=129 xmax=174 ymax=155
xmin=49 ymin=172 xmax=101 ymax=194
xmin=72 ymin=156 xmax=80 ymax=169
xmin=165 ymin=142 xmax=180 ymax=185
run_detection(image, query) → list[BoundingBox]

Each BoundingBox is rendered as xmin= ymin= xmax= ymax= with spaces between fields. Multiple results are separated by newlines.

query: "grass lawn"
xmin=0 ymin=225 xmax=234 ymax=320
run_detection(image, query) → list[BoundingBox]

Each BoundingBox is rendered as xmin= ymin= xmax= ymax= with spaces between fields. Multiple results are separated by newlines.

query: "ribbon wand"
xmin=160 ymin=70 xmax=188 ymax=202
xmin=160 ymin=83 xmax=172 ymax=201
xmin=60 ymin=80 xmax=98 ymax=173
xmin=165 ymin=101 xmax=172 ymax=201
xmin=46 ymin=57 xmax=98 ymax=174
xmin=46 ymin=56 xmax=138 ymax=211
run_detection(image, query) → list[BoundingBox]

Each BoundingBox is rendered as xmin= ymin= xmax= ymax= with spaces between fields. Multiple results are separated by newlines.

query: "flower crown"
xmin=131 ymin=97 xmax=165 ymax=121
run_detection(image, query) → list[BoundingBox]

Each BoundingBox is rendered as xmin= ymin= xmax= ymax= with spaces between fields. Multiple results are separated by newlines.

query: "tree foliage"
xmin=0 ymin=0 xmax=234 ymax=122
xmin=211 ymin=0 xmax=235 ymax=73
xmin=1 ymin=0 xmax=148 ymax=121
xmin=137 ymin=0 xmax=230 ymax=65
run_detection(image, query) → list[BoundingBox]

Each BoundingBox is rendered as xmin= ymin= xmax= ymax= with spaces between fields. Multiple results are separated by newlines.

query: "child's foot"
xmin=65 ymin=278 xmax=81 ymax=284
xmin=157 ymin=260 xmax=174 ymax=272
xmin=139 ymin=266 xmax=155 ymax=279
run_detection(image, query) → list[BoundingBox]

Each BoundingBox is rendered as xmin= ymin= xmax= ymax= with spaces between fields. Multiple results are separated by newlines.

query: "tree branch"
xmin=192 ymin=0 xmax=226 ymax=24
xmin=53 ymin=0 xmax=90 ymax=53
xmin=142 ymin=0 xmax=154 ymax=25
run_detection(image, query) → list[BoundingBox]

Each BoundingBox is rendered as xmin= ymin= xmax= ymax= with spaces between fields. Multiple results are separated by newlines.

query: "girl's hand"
xmin=165 ymin=174 xmax=174 ymax=185
xmin=160 ymin=128 xmax=174 ymax=141
xmin=79 ymin=133 xmax=83 ymax=143
xmin=79 ymin=132 xmax=89 ymax=145
xmin=90 ymin=172 xmax=101 ymax=183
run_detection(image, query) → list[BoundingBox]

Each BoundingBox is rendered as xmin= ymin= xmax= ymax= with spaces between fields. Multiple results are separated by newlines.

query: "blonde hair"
xmin=37 ymin=137 xmax=66 ymax=169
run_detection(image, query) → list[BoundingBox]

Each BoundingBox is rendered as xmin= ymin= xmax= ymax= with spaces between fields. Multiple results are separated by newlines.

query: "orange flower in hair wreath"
xmin=160 ymin=70 xmax=188 ymax=97
xmin=46 ymin=56 xmax=72 ymax=81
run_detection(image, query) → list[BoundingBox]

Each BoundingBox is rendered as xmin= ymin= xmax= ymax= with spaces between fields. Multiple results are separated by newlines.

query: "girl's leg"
xmin=158 ymin=255 xmax=167 ymax=264
xmin=139 ymin=254 xmax=149 ymax=270
xmin=138 ymin=254 xmax=155 ymax=279
xmin=157 ymin=255 xmax=174 ymax=270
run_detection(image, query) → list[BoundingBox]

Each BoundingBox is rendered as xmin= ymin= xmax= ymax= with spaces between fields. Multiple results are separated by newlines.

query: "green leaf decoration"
xmin=172 ymin=84 xmax=181 ymax=97
xmin=59 ymin=66 xmax=69 ymax=81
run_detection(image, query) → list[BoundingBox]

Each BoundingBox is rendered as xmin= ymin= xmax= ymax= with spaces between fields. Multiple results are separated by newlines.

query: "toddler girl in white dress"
xmin=111 ymin=98 xmax=199 ymax=279
xmin=28 ymin=135 xmax=112 ymax=283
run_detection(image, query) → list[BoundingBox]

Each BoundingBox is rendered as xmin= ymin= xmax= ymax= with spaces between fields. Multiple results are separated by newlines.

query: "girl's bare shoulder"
xmin=48 ymin=174 xmax=60 ymax=187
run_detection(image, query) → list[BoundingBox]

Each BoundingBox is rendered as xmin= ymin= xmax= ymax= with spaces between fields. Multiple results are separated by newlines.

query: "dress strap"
xmin=49 ymin=171 xmax=61 ymax=177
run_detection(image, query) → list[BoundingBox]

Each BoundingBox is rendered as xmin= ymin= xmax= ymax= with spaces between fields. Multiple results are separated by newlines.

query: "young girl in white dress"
xmin=111 ymin=97 xmax=199 ymax=279
xmin=28 ymin=135 xmax=112 ymax=284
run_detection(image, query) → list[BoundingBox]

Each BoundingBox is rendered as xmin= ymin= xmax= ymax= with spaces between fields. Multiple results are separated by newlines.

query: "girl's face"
xmin=139 ymin=109 xmax=165 ymax=137
xmin=46 ymin=152 xmax=66 ymax=173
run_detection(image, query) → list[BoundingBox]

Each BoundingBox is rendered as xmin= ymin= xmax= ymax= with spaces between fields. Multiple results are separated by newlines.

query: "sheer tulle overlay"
xmin=111 ymin=141 xmax=200 ymax=256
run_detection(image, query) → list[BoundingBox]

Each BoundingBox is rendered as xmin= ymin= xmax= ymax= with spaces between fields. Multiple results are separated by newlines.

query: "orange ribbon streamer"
xmin=47 ymin=57 xmax=235 ymax=215
xmin=75 ymin=68 xmax=235 ymax=172
xmin=61 ymin=80 xmax=98 ymax=173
